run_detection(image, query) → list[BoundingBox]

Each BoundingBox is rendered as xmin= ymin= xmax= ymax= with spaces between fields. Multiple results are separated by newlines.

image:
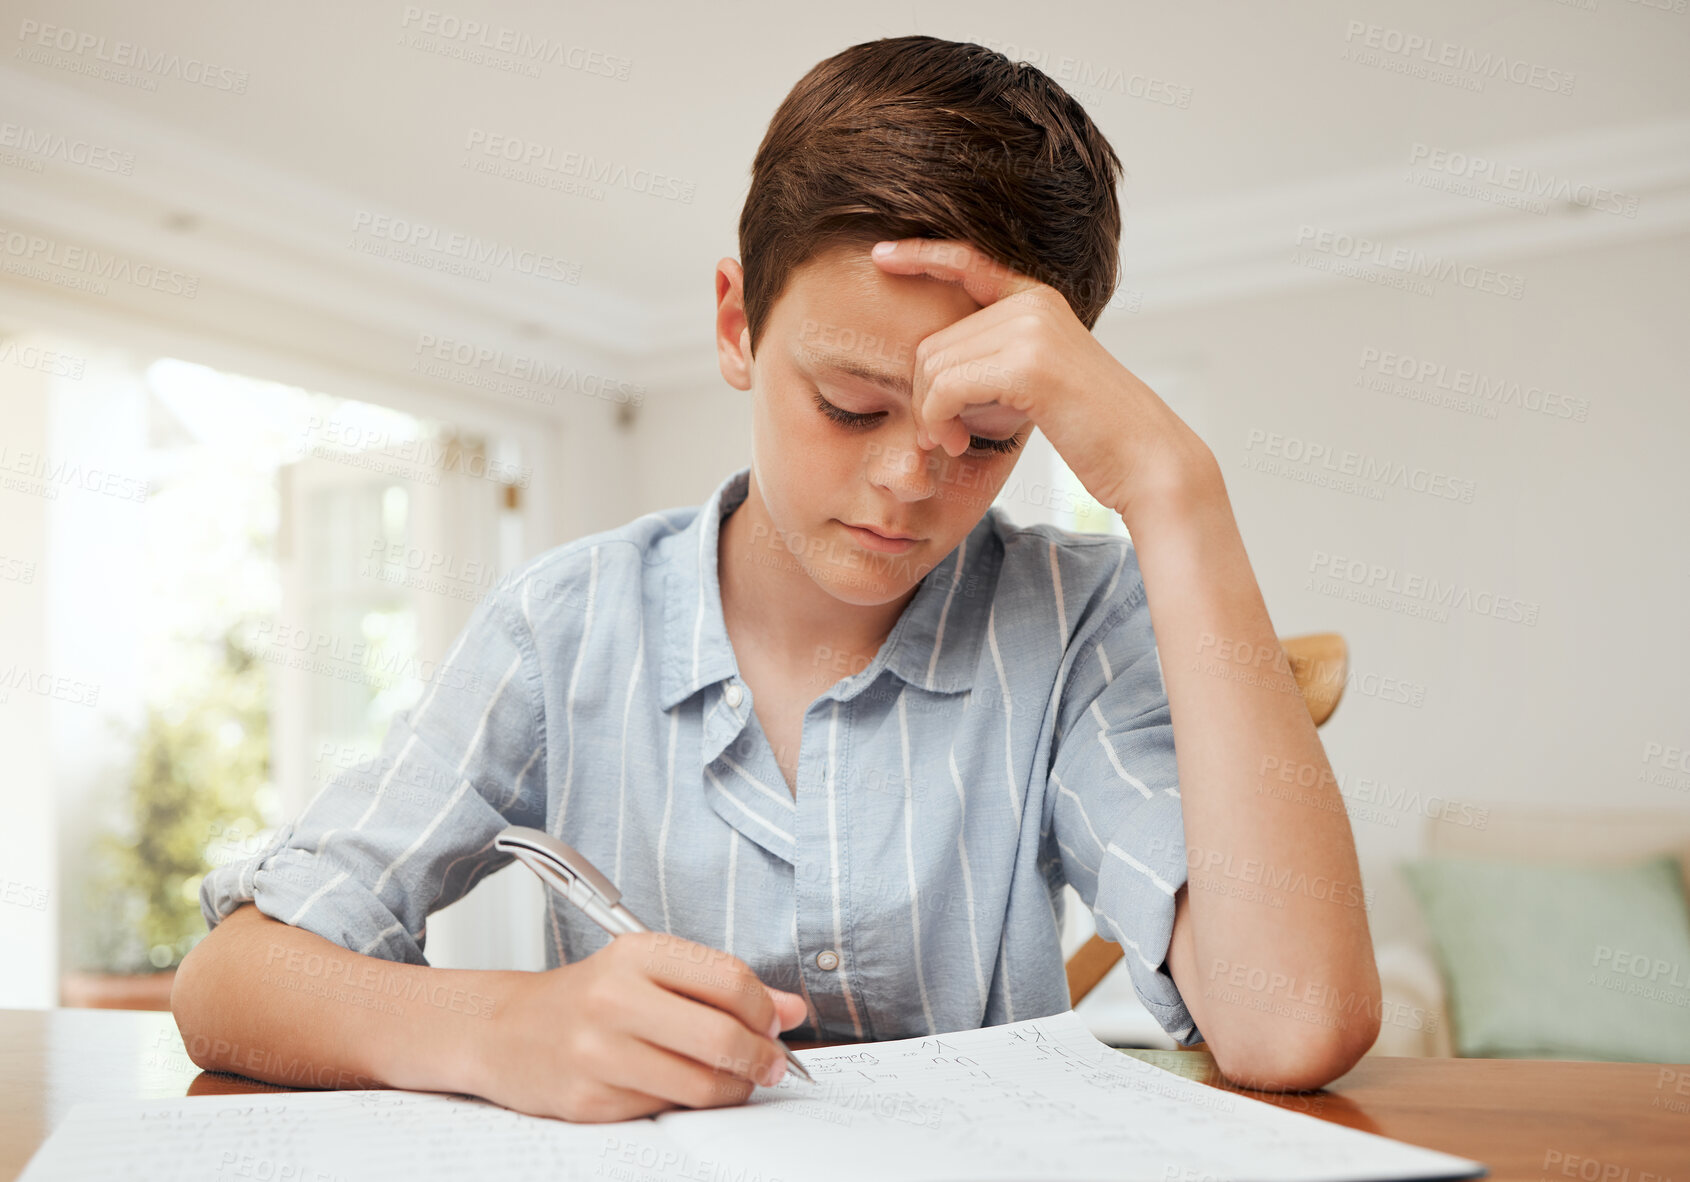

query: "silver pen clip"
xmin=494 ymin=826 xmax=646 ymax=936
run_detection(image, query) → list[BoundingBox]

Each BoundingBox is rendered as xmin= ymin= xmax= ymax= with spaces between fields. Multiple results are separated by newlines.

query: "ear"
xmin=715 ymin=258 xmax=753 ymax=392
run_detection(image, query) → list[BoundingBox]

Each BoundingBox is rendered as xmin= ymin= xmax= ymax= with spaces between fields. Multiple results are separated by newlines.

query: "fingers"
xmin=870 ymin=238 xmax=1033 ymax=307
xmin=634 ymin=981 xmax=786 ymax=1088
xmin=623 ymin=933 xmax=779 ymax=1041
xmin=872 ymin=237 xmax=989 ymax=284
xmin=490 ymin=941 xmax=803 ymax=1124
xmin=600 ymin=1033 xmax=764 ymax=1110
xmin=555 ymin=1076 xmax=675 ymax=1124
xmin=910 ymin=328 xmax=983 ymax=454
xmin=913 ymin=332 xmax=1033 ymax=457
xmin=770 ymin=988 xmax=809 ymax=1032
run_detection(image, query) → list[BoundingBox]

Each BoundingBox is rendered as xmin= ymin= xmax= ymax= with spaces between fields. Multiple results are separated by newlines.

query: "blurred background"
xmin=1 ymin=0 xmax=1686 ymax=1060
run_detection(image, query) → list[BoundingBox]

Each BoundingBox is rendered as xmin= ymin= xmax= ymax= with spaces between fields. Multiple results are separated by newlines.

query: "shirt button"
xmin=815 ymin=949 xmax=840 ymax=971
xmin=724 ymin=682 xmax=744 ymax=708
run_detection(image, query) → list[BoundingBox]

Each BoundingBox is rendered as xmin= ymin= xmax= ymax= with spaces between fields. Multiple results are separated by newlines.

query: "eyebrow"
xmin=794 ymin=345 xmax=912 ymax=399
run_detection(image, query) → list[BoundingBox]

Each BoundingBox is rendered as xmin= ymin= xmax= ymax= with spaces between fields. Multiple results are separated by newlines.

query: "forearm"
xmin=171 ymin=903 xmax=521 ymax=1095
xmin=1121 ymin=457 xmax=1379 ymax=1084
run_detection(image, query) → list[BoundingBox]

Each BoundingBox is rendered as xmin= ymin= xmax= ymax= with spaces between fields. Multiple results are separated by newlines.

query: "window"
xmin=5 ymin=337 xmax=541 ymax=1001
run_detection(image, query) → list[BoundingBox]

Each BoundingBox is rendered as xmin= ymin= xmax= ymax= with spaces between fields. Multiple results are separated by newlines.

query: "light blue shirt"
xmin=202 ymin=464 xmax=1201 ymax=1045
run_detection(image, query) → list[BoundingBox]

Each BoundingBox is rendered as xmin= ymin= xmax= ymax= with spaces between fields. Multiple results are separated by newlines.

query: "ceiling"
xmin=2 ymin=0 xmax=1687 ymax=417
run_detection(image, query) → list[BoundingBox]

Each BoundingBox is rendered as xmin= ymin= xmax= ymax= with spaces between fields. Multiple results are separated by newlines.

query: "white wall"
xmin=0 ymin=331 xmax=61 ymax=1006
xmin=618 ymin=228 xmax=1690 ymax=956
xmin=1115 ymin=229 xmax=1690 ymax=946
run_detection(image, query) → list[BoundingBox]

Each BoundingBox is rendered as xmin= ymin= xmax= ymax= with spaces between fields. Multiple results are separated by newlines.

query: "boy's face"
xmin=715 ymin=242 xmax=1030 ymax=606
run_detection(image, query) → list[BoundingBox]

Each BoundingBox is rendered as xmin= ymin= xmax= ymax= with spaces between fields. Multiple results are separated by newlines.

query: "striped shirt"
xmin=201 ymin=463 xmax=1201 ymax=1045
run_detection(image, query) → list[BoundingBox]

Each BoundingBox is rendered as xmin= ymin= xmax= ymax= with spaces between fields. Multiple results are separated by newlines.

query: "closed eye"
xmin=811 ymin=391 xmax=1023 ymax=455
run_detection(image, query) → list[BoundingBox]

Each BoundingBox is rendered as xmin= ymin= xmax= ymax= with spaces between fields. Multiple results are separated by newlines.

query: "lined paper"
xmin=20 ymin=1011 xmax=1486 ymax=1182
xmin=666 ymin=1010 xmax=1486 ymax=1181
xmin=16 ymin=1090 xmax=680 ymax=1182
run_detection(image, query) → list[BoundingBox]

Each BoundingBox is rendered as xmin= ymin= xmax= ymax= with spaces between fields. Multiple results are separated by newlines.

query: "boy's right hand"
xmin=470 ymin=931 xmax=810 ymax=1123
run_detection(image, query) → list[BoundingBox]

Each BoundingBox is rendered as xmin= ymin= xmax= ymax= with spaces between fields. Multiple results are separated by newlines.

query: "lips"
xmin=848 ymin=523 xmax=919 ymax=542
xmin=837 ymin=520 xmax=923 ymax=555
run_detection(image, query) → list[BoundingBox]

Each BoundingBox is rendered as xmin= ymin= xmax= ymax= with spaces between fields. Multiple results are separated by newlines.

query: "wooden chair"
xmin=1062 ymin=632 xmax=1349 ymax=1008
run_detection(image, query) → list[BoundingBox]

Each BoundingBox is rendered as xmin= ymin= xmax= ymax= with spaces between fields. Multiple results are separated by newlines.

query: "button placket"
xmin=793 ymin=696 xmax=875 ymax=1041
xmin=700 ymin=680 xmax=797 ymax=866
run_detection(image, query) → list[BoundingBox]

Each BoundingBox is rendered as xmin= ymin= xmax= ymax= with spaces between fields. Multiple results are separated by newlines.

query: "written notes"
xmin=21 ymin=1089 xmax=672 ymax=1182
xmin=664 ymin=1011 xmax=1483 ymax=1182
xmin=22 ymin=1012 xmax=1484 ymax=1182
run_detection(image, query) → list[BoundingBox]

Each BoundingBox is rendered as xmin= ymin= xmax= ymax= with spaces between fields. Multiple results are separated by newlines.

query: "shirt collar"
xmin=654 ymin=465 xmax=993 ymax=712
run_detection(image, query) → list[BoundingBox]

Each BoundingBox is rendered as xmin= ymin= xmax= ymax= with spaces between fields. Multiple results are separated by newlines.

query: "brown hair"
xmin=737 ymin=34 xmax=1125 ymax=358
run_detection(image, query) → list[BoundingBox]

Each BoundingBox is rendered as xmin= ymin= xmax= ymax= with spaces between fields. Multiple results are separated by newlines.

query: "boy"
xmin=173 ymin=35 xmax=1379 ymax=1122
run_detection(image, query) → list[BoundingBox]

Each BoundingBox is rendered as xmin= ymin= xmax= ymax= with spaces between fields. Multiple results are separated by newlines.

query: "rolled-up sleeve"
xmin=1044 ymin=571 xmax=1200 ymax=1046
xmin=199 ymin=588 xmax=547 ymax=964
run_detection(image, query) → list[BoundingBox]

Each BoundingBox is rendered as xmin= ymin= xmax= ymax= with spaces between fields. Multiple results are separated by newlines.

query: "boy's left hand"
xmin=869 ymin=237 xmax=1217 ymax=523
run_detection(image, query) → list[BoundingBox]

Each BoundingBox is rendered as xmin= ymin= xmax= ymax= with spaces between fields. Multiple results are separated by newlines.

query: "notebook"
xmin=19 ymin=1009 xmax=1487 ymax=1182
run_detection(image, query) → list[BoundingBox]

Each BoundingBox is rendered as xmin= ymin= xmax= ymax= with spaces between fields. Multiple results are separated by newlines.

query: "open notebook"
xmin=20 ymin=1010 xmax=1486 ymax=1182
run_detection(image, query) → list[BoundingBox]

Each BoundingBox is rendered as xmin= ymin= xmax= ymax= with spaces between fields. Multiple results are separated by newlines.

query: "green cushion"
xmin=1401 ymin=853 xmax=1690 ymax=1061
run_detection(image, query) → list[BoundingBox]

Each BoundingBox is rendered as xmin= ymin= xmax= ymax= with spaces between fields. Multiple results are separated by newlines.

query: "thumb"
xmin=768 ymin=988 xmax=809 ymax=1032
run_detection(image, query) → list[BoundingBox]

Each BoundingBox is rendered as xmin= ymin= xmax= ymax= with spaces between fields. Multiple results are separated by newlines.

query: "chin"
xmin=807 ymin=560 xmax=918 ymax=606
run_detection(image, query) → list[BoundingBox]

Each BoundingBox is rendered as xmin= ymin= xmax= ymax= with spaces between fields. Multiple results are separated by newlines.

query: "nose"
xmin=867 ymin=428 xmax=939 ymax=503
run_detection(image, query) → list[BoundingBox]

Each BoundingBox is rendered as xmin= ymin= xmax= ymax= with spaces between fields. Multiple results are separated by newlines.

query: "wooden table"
xmin=2 ymin=1008 xmax=1685 ymax=1181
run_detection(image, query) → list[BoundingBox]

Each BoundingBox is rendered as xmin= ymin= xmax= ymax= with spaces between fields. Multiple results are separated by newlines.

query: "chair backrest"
xmin=1063 ymin=632 xmax=1348 ymax=1010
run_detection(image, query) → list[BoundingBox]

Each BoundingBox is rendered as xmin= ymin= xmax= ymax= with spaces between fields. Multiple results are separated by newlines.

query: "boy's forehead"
xmin=778 ymin=244 xmax=982 ymax=357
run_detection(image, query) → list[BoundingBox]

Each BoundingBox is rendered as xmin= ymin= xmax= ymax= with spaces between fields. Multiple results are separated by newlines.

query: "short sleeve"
xmin=1044 ymin=572 xmax=1201 ymax=1046
xmin=198 ymin=589 xmax=547 ymax=964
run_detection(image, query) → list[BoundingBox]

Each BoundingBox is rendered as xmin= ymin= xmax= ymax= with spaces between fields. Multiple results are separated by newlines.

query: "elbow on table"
xmin=1207 ymin=1009 xmax=1381 ymax=1093
xmin=170 ymin=931 xmax=231 ymax=1069
xmin=169 ymin=904 xmax=254 ymax=1068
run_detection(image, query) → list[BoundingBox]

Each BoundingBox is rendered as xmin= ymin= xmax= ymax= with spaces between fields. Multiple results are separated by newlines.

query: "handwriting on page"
xmin=661 ymin=1010 xmax=1484 ymax=1182
xmin=17 ymin=1089 xmax=680 ymax=1182
xmin=20 ymin=1012 xmax=1483 ymax=1182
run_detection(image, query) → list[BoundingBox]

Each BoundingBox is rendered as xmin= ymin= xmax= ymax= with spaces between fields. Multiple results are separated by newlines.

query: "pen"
xmin=494 ymin=825 xmax=815 ymax=1086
